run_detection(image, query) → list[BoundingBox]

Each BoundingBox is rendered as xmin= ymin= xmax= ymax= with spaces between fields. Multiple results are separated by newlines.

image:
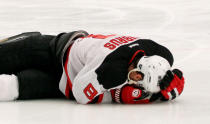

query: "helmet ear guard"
xmin=127 ymin=55 xmax=171 ymax=93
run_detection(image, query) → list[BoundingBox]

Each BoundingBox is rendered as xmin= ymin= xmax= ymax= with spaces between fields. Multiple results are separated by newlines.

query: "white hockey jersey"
xmin=59 ymin=34 xmax=140 ymax=104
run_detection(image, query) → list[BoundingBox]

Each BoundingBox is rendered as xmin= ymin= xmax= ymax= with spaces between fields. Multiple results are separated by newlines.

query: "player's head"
xmin=127 ymin=55 xmax=171 ymax=93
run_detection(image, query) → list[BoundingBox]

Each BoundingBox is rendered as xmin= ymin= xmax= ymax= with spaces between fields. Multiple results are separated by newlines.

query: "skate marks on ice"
xmin=0 ymin=2 xmax=173 ymax=34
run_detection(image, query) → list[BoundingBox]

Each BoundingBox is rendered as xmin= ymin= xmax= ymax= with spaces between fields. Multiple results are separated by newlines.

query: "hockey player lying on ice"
xmin=0 ymin=31 xmax=185 ymax=104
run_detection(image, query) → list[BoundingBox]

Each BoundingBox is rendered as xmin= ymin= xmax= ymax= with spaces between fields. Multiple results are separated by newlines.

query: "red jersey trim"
xmin=65 ymin=82 xmax=70 ymax=99
xmin=128 ymin=50 xmax=145 ymax=65
xmin=97 ymin=94 xmax=104 ymax=104
xmin=64 ymin=45 xmax=73 ymax=98
xmin=82 ymin=34 xmax=116 ymax=39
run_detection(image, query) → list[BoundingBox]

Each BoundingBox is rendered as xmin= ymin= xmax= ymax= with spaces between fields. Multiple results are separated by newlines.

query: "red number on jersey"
xmin=83 ymin=83 xmax=98 ymax=100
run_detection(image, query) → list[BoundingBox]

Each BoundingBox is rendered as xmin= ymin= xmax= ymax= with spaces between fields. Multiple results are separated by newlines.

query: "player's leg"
xmin=0 ymin=32 xmax=56 ymax=74
xmin=0 ymin=69 xmax=64 ymax=101
xmin=0 ymin=32 xmax=64 ymax=100
xmin=17 ymin=69 xmax=64 ymax=100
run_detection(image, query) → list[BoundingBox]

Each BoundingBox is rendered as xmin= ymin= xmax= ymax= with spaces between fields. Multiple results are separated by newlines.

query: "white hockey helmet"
xmin=127 ymin=55 xmax=171 ymax=93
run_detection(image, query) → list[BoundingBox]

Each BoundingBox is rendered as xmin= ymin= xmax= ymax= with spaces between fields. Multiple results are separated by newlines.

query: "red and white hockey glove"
xmin=111 ymin=85 xmax=150 ymax=104
xmin=159 ymin=69 xmax=185 ymax=101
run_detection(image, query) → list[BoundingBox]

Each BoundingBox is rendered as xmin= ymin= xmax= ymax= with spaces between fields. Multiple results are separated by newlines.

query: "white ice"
xmin=0 ymin=0 xmax=210 ymax=124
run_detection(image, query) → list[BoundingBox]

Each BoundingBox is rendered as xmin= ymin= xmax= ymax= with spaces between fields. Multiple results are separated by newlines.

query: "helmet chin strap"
xmin=127 ymin=68 xmax=140 ymax=85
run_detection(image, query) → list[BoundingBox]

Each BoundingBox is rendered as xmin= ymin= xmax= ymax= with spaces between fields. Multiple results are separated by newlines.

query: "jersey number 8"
xmin=83 ymin=83 xmax=98 ymax=100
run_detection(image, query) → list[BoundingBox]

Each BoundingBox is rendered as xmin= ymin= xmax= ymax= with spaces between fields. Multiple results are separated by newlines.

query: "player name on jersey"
xmin=104 ymin=36 xmax=138 ymax=50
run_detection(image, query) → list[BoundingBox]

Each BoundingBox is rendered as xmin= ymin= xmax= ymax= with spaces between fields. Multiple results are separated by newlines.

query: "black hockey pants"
xmin=0 ymin=32 xmax=64 ymax=99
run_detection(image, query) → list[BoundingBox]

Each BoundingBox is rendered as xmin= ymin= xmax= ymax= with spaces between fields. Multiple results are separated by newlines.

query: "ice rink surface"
xmin=0 ymin=0 xmax=210 ymax=124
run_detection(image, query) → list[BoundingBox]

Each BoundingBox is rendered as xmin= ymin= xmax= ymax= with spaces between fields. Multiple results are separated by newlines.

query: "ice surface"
xmin=0 ymin=0 xmax=210 ymax=124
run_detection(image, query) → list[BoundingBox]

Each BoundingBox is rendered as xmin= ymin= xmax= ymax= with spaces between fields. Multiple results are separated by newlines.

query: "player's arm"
xmin=72 ymin=68 xmax=109 ymax=104
xmin=111 ymin=84 xmax=153 ymax=104
xmin=139 ymin=40 xmax=185 ymax=100
xmin=138 ymin=39 xmax=174 ymax=66
xmin=72 ymin=68 xmax=125 ymax=104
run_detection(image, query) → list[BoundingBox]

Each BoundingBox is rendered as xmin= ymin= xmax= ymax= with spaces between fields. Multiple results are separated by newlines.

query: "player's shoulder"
xmin=134 ymin=38 xmax=159 ymax=45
